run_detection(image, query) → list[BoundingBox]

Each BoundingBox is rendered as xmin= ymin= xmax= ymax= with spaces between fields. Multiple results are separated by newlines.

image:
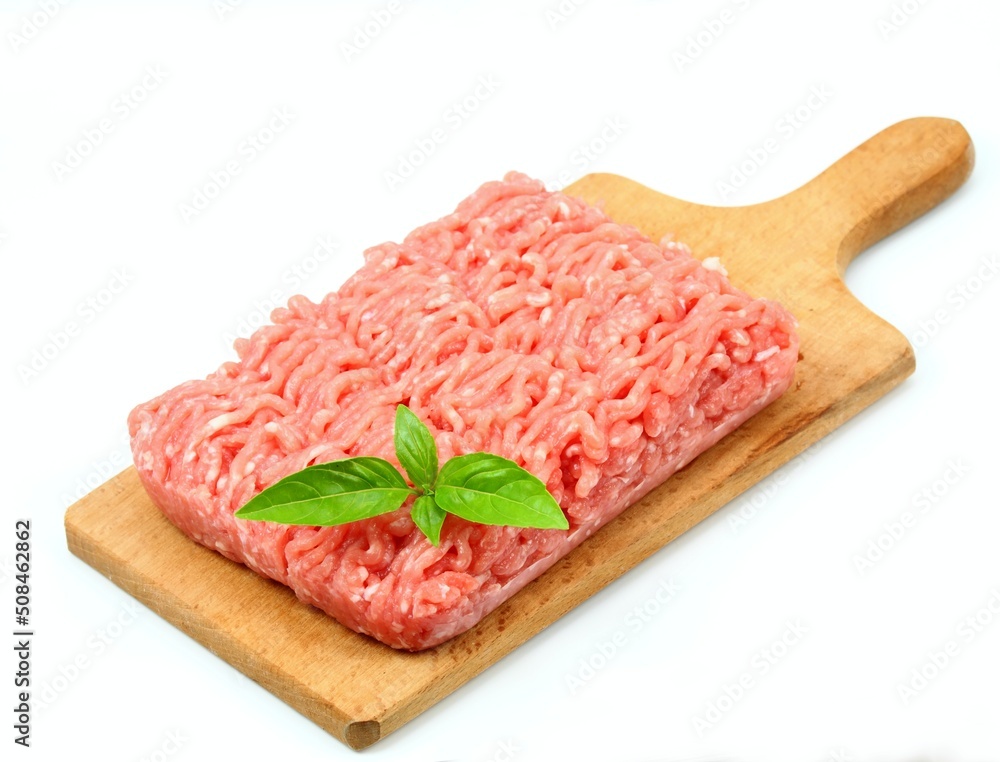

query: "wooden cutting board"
xmin=65 ymin=117 xmax=973 ymax=750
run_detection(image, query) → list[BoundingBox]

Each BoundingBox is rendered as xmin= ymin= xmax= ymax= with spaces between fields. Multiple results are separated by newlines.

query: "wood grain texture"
xmin=65 ymin=117 xmax=973 ymax=750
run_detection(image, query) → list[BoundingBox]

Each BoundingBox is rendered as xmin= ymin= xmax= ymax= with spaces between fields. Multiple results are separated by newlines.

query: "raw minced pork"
xmin=129 ymin=172 xmax=798 ymax=650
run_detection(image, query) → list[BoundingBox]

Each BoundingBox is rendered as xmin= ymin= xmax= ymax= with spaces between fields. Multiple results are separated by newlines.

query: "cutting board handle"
xmin=778 ymin=117 xmax=974 ymax=275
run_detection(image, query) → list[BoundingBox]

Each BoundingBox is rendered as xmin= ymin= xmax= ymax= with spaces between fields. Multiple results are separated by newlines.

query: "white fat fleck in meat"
xmin=140 ymin=452 xmax=153 ymax=470
xmin=525 ymin=291 xmax=552 ymax=307
xmin=660 ymin=234 xmax=692 ymax=256
xmin=754 ymin=346 xmax=780 ymax=362
xmin=557 ymin=201 xmax=571 ymax=219
xmin=425 ymin=292 xmax=453 ymax=309
xmin=727 ymin=329 xmax=750 ymax=346
xmin=702 ymin=256 xmax=728 ymax=276
xmin=205 ymin=411 xmax=243 ymax=434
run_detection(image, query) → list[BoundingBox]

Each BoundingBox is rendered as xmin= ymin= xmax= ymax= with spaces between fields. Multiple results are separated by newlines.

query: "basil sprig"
xmin=234 ymin=405 xmax=569 ymax=546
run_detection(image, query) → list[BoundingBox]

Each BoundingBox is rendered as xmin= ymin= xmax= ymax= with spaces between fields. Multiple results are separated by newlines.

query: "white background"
xmin=3 ymin=1 xmax=998 ymax=760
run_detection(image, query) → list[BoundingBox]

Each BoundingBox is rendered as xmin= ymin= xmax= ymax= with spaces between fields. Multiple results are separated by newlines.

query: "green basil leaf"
xmin=234 ymin=456 xmax=413 ymax=525
xmin=394 ymin=404 xmax=438 ymax=490
xmin=435 ymin=452 xmax=569 ymax=530
xmin=411 ymin=494 xmax=446 ymax=546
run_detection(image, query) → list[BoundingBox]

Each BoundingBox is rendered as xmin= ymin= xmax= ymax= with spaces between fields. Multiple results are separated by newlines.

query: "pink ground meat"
xmin=129 ymin=172 xmax=798 ymax=650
